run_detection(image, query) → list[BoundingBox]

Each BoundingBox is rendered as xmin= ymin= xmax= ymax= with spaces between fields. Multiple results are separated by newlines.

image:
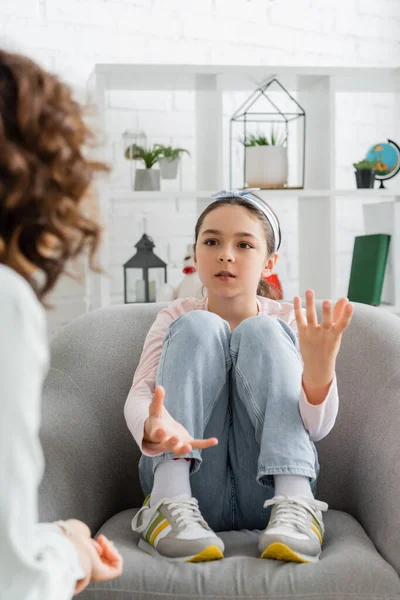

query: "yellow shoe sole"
xmin=186 ymin=546 xmax=224 ymax=563
xmin=138 ymin=538 xmax=224 ymax=562
xmin=261 ymin=542 xmax=319 ymax=564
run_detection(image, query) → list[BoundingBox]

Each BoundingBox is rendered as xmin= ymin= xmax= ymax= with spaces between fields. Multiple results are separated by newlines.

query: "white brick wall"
xmin=1 ymin=0 xmax=399 ymax=336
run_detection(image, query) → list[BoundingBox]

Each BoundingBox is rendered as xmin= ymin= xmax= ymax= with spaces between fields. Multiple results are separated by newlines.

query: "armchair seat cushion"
xmin=84 ymin=509 xmax=400 ymax=600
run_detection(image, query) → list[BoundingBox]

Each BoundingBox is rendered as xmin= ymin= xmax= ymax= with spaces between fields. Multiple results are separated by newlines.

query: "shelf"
xmin=107 ymin=188 xmax=400 ymax=201
xmin=333 ymin=189 xmax=400 ymax=197
xmin=108 ymin=190 xmax=215 ymax=200
xmin=89 ymin=64 xmax=400 ymax=93
xmin=258 ymin=189 xmax=400 ymax=198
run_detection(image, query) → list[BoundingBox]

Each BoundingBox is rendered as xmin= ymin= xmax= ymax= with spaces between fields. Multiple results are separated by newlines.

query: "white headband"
xmin=210 ymin=189 xmax=281 ymax=252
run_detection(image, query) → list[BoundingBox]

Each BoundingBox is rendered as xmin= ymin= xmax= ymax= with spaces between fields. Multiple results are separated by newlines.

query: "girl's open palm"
xmin=293 ymin=290 xmax=353 ymax=385
xmin=143 ymin=386 xmax=218 ymax=457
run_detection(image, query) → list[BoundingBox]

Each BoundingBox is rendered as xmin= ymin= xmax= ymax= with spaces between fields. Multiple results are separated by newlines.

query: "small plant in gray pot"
xmin=125 ymin=144 xmax=164 ymax=191
xmin=353 ymin=159 xmax=378 ymax=189
xmin=156 ymin=145 xmax=190 ymax=180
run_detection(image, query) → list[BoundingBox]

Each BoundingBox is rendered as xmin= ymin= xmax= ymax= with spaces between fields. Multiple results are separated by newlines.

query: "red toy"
xmin=264 ymin=273 xmax=283 ymax=300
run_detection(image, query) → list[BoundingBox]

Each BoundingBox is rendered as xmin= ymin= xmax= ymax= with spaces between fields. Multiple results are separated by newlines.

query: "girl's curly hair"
xmin=0 ymin=49 xmax=109 ymax=300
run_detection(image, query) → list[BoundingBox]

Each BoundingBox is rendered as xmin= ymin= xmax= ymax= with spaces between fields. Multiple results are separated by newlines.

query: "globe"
xmin=365 ymin=140 xmax=400 ymax=187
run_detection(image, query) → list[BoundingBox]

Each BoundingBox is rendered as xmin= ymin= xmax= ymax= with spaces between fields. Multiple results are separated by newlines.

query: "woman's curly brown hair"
xmin=0 ymin=49 xmax=109 ymax=300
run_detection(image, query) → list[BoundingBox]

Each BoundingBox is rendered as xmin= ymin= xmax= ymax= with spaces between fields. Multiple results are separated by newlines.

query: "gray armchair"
xmin=39 ymin=302 xmax=400 ymax=599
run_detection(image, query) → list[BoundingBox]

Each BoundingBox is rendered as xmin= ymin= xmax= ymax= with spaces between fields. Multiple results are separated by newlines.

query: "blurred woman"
xmin=0 ymin=48 xmax=123 ymax=598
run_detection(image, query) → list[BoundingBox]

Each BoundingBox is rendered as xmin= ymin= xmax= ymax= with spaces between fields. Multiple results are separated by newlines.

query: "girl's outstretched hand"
xmin=143 ymin=386 xmax=218 ymax=457
xmin=293 ymin=290 xmax=353 ymax=391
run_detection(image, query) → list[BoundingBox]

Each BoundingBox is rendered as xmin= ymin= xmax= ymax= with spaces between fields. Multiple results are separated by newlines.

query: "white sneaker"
xmin=259 ymin=495 xmax=328 ymax=563
xmin=132 ymin=495 xmax=224 ymax=562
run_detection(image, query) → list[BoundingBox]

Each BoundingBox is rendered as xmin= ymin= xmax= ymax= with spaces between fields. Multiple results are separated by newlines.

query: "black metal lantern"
xmin=229 ymin=77 xmax=306 ymax=189
xmin=123 ymin=234 xmax=167 ymax=303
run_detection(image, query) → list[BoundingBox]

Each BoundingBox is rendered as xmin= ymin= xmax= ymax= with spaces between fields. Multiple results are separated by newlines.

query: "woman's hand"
xmin=90 ymin=534 xmax=123 ymax=582
xmin=61 ymin=520 xmax=123 ymax=596
xmin=143 ymin=386 xmax=218 ymax=457
xmin=294 ymin=290 xmax=353 ymax=402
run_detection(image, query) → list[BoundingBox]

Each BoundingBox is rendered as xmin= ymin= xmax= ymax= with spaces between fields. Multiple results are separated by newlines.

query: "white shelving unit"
xmin=88 ymin=64 xmax=400 ymax=309
xmin=108 ymin=188 xmax=400 ymax=200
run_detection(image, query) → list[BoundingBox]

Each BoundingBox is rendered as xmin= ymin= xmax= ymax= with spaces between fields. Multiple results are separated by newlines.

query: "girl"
xmin=0 ymin=49 xmax=123 ymax=598
xmin=124 ymin=188 xmax=353 ymax=564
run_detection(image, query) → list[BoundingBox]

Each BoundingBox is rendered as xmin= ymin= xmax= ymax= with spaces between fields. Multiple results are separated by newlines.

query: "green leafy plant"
xmin=240 ymin=129 xmax=287 ymax=147
xmin=124 ymin=144 xmax=164 ymax=169
xmin=353 ymin=159 xmax=378 ymax=171
xmin=155 ymin=144 xmax=190 ymax=162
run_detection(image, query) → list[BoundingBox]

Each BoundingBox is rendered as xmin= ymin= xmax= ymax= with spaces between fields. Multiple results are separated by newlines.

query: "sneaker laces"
xmin=167 ymin=497 xmax=208 ymax=530
xmin=132 ymin=497 xmax=207 ymax=534
xmin=263 ymin=495 xmax=328 ymax=535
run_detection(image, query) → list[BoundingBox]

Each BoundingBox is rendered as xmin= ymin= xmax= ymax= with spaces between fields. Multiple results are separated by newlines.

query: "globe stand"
xmin=369 ymin=139 xmax=400 ymax=191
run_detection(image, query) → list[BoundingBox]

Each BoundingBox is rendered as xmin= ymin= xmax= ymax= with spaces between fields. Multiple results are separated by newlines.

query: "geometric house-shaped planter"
xmin=229 ymin=77 xmax=306 ymax=189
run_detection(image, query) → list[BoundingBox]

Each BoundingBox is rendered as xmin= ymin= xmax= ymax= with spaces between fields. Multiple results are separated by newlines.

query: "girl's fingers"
xmin=305 ymin=290 xmax=318 ymax=326
xmin=168 ymin=436 xmax=218 ymax=456
xmin=333 ymin=297 xmax=347 ymax=323
xmin=148 ymin=426 xmax=167 ymax=442
xmin=164 ymin=436 xmax=179 ymax=451
xmin=153 ymin=423 xmax=179 ymax=442
xmin=334 ymin=301 xmax=354 ymax=334
xmin=152 ymin=426 xmax=167 ymax=442
xmin=321 ymin=299 xmax=333 ymax=329
xmin=191 ymin=437 xmax=218 ymax=450
xmin=149 ymin=386 xmax=165 ymax=419
xmin=171 ymin=443 xmax=192 ymax=456
xmin=293 ymin=296 xmax=307 ymax=330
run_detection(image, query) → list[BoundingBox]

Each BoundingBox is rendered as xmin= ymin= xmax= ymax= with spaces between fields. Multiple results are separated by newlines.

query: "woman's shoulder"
xmin=0 ymin=265 xmax=49 ymax=368
xmin=0 ymin=264 xmax=45 ymax=322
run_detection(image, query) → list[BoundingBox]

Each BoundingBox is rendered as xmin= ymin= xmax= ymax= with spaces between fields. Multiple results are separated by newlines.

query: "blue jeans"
xmin=139 ymin=311 xmax=319 ymax=532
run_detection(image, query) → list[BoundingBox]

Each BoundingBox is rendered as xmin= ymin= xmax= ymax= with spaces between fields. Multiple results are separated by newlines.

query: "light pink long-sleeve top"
xmin=124 ymin=296 xmax=338 ymax=455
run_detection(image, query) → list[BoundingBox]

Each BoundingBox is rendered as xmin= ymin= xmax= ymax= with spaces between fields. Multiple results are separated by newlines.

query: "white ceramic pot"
xmin=245 ymin=146 xmax=288 ymax=188
xmin=159 ymin=157 xmax=179 ymax=179
xmin=134 ymin=169 xmax=160 ymax=191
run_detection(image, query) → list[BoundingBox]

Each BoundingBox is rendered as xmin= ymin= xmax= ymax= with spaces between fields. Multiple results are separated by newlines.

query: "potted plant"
xmin=125 ymin=144 xmax=164 ymax=191
xmin=353 ymin=159 xmax=378 ymax=189
xmin=155 ymin=145 xmax=190 ymax=180
xmin=241 ymin=129 xmax=288 ymax=189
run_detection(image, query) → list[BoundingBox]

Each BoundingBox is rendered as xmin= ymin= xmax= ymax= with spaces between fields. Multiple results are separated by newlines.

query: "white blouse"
xmin=0 ymin=265 xmax=84 ymax=599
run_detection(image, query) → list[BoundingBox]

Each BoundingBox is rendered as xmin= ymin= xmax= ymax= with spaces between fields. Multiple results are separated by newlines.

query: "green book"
xmin=347 ymin=234 xmax=391 ymax=306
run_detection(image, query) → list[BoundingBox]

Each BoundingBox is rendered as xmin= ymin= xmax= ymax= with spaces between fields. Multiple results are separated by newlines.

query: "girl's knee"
xmin=234 ymin=314 xmax=279 ymax=338
xmin=233 ymin=315 xmax=297 ymax=347
xmin=172 ymin=310 xmax=229 ymax=339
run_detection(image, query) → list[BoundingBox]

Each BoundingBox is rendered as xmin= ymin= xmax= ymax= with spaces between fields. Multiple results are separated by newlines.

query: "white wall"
xmin=1 ymin=0 xmax=399 ymax=336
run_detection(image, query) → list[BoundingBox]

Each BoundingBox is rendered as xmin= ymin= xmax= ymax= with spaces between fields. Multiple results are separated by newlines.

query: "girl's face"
xmin=195 ymin=204 xmax=277 ymax=300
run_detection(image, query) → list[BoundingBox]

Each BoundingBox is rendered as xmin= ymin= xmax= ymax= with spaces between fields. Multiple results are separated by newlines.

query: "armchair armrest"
xmin=316 ymin=302 xmax=400 ymax=575
xmin=39 ymin=367 xmax=142 ymax=534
